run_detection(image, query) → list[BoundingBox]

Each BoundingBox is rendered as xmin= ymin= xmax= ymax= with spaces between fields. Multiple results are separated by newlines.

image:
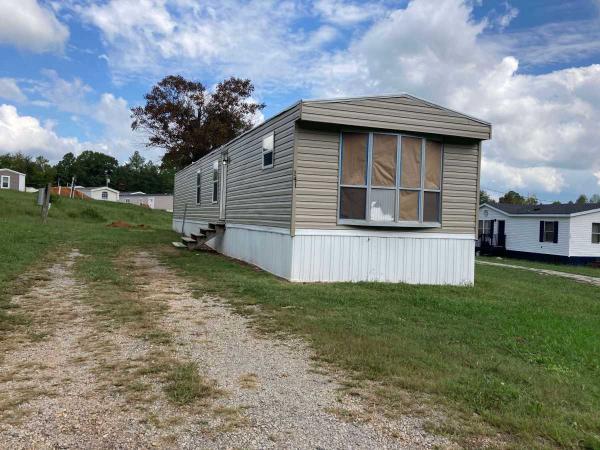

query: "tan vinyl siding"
xmin=173 ymin=103 xmax=300 ymax=229
xmin=173 ymin=151 xmax=220 ymax=223
xmin=301 ymin=96 xmax=491 ymax=140
xmin=293 ymin=125 xmax=480 ymax=234
xmin=0 ymin=170 xmax=20 ymax=191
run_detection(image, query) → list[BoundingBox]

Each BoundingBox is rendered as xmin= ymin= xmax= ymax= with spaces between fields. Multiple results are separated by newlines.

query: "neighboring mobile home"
xmin=478 ymin=203 xmax=600 ymax=264
xmin=0 ymin=168 xmax=26 ymax=192
xmin=75 ymin=186 xmax=120 ymax=202
xmin=173 ymin=94 xmax=491 ymax=285
xmin=119 ymin=192 xmax=174 ymax=212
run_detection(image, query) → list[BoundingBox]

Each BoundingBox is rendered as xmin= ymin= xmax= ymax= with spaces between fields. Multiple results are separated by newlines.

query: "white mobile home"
xmin=478 ymin=203 xmax=600 ymax=264
xmin=119 ymin=192 xmax=174 ymax=212
xmin=0 ymin=168 xmax=26 ymax=192
xmin=75 ymin=186 xmax=120 ymax=202
xmin=173 ymin=95 xmax=492 ymax=285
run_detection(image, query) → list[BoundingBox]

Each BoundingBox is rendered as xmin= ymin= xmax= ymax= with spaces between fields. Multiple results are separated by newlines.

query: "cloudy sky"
xmin=1 ymin=0 xmax=599 ymax=201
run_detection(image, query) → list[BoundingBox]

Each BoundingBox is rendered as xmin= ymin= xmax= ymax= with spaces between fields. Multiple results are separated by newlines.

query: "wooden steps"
xmin=178 ymin=222 xmax=224 ymax=251
xmin=172 ymin=242 xmax=187 ymax=248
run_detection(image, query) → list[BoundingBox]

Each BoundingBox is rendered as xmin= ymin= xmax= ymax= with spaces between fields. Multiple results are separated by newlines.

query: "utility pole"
xmin=41 ymin=183 xmax=51 ymax=224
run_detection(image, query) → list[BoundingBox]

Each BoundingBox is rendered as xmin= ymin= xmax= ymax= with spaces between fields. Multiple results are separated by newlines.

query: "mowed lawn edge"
xmin=477 ymin=255 xmax=600 ymax=279
xmin=162 ymin=246 xmax=600 ymax=449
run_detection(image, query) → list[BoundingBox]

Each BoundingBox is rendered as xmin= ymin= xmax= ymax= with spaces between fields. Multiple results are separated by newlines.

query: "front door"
xmin=497 ymin=220 xmax=506 ymax=247
xmin=219 ymin=155 xmax=227 ymax=220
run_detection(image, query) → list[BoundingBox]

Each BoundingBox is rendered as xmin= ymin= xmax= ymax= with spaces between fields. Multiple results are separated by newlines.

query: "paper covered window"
xmin=338 ymin=132 xmax=443 ymax=225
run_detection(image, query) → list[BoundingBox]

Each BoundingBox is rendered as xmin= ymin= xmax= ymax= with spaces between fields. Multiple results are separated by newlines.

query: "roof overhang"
xmin=0 ymin=168 xmax=25 ymax=176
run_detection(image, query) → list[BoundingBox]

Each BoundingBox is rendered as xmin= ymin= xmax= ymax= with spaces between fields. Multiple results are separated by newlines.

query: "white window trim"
xmin=337 ymin=131 xmax=443 ymax=228
xmin=101 ymin=191 xmax=109 ymax=199
xmin=0 ymin=175 xmax=9 ymax=189
xmin=262 ymin=131 xmax=274 ymax=169
xmin=592 ymin=223 xmax=600 ymax=244
xmin=212 ymin=161 xmax=218 ymax=204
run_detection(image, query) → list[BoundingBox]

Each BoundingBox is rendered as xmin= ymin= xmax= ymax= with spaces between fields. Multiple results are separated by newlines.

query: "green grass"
xmin=162 ymin=248 xmax=600 ymax=448
xmin=164 ymin=362 xmax=219 ymax=405
xmin=0 ymin=189 xmax=175 ymax=332
xmin=478 ymin=255 xmax=600 ymax=278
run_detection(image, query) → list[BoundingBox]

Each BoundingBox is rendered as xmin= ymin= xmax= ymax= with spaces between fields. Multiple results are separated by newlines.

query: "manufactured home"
xmin=173 ymin=95 xmax=491 ymax=285
xmin=0 ymin=168 xmax=26 ymax=192
xmin=75 ymin=186 xmax=120 ymax=202
xmin=119 ymin=192 xmax=174 ymax=212
xmin=478 ymin=203 xmax=600 ymax=264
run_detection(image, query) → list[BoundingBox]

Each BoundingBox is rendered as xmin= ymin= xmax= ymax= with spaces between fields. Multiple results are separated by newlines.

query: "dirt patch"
xmin=106 ymin=221 xmax=150 ymax=229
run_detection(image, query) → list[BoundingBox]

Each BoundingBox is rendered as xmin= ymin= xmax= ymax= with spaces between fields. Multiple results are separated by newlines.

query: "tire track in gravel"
xmin=130 ymin=250 xmax=451 ymax=449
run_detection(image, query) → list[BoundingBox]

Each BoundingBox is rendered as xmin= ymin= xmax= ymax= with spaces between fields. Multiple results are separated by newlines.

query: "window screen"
xmin=370 ymin=189 xmax=395 ymax=221
xmin=423 ymin=192 xmax=440 ymax=222
xmin=341 ymin=133 xmax=368 ymax=185
xmin=196 ymin=171 xmax=201 ymax=204
xmin=592 ymin=223 xmax=600 ymax=244
xmin=340 ymin=187 xmax=366 ymax=220
xmin=371 ymin=134 xmax=397 ymax=187
xmin=399 ymin=190 xmax=419 ymax=221
xmin=425 ymin=141 xmax=442 ymax=189
xmin=262 ymin=132 xmax=274 ymax=169
xmin=401 ymin=136 xmax=422 ymax=188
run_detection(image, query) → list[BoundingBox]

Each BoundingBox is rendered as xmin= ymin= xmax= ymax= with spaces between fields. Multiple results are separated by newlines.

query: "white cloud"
xmin=0 ymin=0 xmax=69 ymax=53
xmin=32 ymin=69 xmax=93 ymax=115
xmin=595 ymin=171 xmax=600 ymax=186
xmin=305 ymin=0 xmax=600 ymax=195
xmin=0 ymin=78 xmax=27 ymax=103
xmin=0 ymin=104 xmax=81 ymax=160
xmin=313 ymin=0 xmax=385 ymax=25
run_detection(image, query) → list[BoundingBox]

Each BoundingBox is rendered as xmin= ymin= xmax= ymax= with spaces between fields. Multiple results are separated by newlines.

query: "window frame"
xmin=101 ymin=191 xmax=108 ymax=200
xmin=543 ymin=221 xmax=556 ymax=243
xmin=212 ymin=160 xmax=218 ymax=204
xmin=195 ymin=170 xmax=201 ymax=205
xmin=592 ymin=223 xmax=600 ymax=244
xmin=337 ymin=130 xmax=443 ymax=227
xmin=0 ymin=175 xmax=9 ymax=189
xmin=262 ymin=131 xmax=274 ymax=170
xmin=478 ymin=219 xmax=493 ymax=237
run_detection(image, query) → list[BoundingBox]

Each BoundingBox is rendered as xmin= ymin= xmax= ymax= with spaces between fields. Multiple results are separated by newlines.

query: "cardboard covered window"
xmin=401 ymin=136 xmax=422 ymax=188
xmin=425 ymin=141 xmax=442 ymax=189
xmin=341 ymin=133 xmax=368 ymax=185
xmin=371 ymin=134 xmax=397 ymax=187
xmin=399 ymin=190 xmax=419 ymax=221
xmin=340 ymin=187 xmax=366 ymax=220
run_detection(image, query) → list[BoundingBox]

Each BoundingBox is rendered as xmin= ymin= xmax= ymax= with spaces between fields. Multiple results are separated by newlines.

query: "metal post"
xmin=41 ymin=183 xmax=51 ymax=224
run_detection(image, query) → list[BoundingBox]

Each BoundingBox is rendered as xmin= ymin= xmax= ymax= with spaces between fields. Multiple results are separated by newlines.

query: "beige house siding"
xmin=173 ymin=150 xmax=221 ymax=223
xmin=0 ymin=169 xmax=21 ymax=191
xmin=173 ymin=103 xmax=300 ymax=228
xmin=293 ymin=124 xmax=480 ymax=234
xmin=301 ymin=96 xmax=490 ymax=140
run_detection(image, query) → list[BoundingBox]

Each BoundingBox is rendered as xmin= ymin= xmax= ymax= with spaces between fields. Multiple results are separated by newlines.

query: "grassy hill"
xmin=0 ymin=189 xmax=175 ymax=331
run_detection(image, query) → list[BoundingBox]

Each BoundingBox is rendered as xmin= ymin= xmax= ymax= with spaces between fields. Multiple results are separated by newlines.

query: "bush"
xmin=78 ymin=207 xmax=105 ymax=222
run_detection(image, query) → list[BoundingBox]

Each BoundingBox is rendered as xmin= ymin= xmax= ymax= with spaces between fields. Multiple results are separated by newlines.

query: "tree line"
xmin=480 ymin=190 xmax=600 ymax=205
xmin=0 ymin=150 xmax=174 ymax=193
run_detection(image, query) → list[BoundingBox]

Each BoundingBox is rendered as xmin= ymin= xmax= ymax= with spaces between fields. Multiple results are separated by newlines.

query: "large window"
xmin=196 ymin=171 xmax=201 ymax=205
xmin=212 ymin=161 xmax=218 ymax=203
xmin=592 ymin=223 xmax=600 ymax=244
xmin=1 ymin=175 xmax=9 ymax=189
xmin=262 ymin=132 xmax=274 ymax=169
xmin=338 ymin=132 xmax=442 ymax=225
xmin=478 ymin=220 xmax=493 ymax=238
xmin=540 ymin=221 xmax=558 ymax=243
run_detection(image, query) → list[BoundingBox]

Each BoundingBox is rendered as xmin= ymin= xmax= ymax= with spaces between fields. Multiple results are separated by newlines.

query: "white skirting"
xmin=172 ymin=219 xmax=475 ymax=285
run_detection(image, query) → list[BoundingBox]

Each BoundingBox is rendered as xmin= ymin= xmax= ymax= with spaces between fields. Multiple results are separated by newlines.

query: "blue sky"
xmin=1 ymin=0 xmax=600 ymax=202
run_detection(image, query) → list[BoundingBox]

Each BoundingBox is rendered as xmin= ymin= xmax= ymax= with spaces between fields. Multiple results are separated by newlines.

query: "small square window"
xmin=262 ymin=132 xmax=274 ymax=169
xmin=101 ymin=191 xmax=108 ymax=200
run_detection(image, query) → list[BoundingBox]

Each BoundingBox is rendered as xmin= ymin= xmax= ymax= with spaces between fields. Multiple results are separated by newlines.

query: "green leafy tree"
xmin=131 ymin=75 xmax=265 ymax=169
xmin=73 ymin=151 xmax=119 ymax=187
xmin=576 ymin=194 xmax=588 ymax=204
xmin=499 ymin=190 xmax=538 ymax=205
xmin=0 ymin=152 xmax=55 ymax=188
xmin=590 ymin=194 xmax=600 ymax=203
xmin=55 ymin=152 xmax=77 ymax=185
xmin=479 ymin=190 xmax=492 ymax=204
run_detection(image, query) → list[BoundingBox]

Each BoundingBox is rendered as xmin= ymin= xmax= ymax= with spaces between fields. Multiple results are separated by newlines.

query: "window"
xmin=196 ymin=171 xmax=201 ymax=205
xmin=125 ymin=199 xmax=130 ymax=203
xmin=262 ymin=132 xmax=274 ymax=169
xmin=478 ymin=220 xmax=493 ymax=238
xmin=212 ymin=161 xmax=218 ymax=203
xmin=101 ymin=191 xmax=108 ymax=200
xmin=540 ymin=221 xmax=558 ymax=243
xmin=1 ymin=175 xmax=9 ymax=189
xmin=592 ymin=223 xmax=600 ymax=244
xmin=338 ymin=132 xmax=443 ymax=225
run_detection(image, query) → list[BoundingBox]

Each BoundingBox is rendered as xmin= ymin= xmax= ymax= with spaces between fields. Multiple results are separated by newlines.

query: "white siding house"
xmin=75 ymin=186 xmax=120 ymax=202
xmin=478 ymin=203 xmax=600 ymax=264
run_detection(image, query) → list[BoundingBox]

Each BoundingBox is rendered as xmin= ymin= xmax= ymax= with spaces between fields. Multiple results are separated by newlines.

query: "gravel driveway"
xmin=0 ymin=249 xmax=449 ymax=449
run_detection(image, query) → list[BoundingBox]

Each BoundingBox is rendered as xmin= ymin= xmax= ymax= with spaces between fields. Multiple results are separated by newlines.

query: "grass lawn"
xmin=163 ymin=248 xmax=600 ymax=448
xmin=2 ymin=189 xmax=600 ymax=448
xmin=0 ymin=189 xmax=175 ymax=332
xmin=478 ymin=255 xmax=600 ymax=278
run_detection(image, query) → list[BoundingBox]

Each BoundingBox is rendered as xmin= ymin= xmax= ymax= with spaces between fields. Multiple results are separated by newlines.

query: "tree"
xmin=55 ymin=152 xmax=77 ymax=185
xmin=479 ymin=190 xmax=491 ymax=204
xmin=498 ymin=190 xmax=538 ymax=205
xmin=73 ymin=151 xmax=119 ymax=187
xmin=590 ymin=194 xmax=600 ymax=203
xmin=131 ymin=75 xmax=264 ymax=169
xmin=112 ymin=151 xmax=174 ymax=193
xmin=576 ymin=194 xmax=588 ymax=204
xmin=0 ymin=152 xmax=55 ymax=188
